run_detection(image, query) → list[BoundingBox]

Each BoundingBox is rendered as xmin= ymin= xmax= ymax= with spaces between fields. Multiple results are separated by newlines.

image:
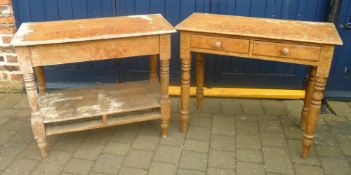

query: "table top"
xmin=11 ymin=14 xmax=176 ymax=47
xmin=176 ymin=13 xmax=343 ymax=45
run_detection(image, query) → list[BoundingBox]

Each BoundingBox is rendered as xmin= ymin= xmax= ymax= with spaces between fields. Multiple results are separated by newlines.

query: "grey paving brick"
xmin=212 ymin=116 xmax=235 ymax=136
xmin=314 ymin=126 xmax=338 ymax=146
xmin=119 ymin=168 xmax=147 ymax=175
xmin=132 ymin=135 xmax=160 ymax=151
xmin=0 ymin=129 xmax=16 ymax=145
xmin=2 ymin=158 xmax=38 ymax=175
xmin=154 ymin=145 xmax=182 ymax=163
xmin=282 ymin=125 xmax=303 ymax=139
xmin=31 ymin=163 xmax=64 ymax=175
xmin=235 ymin=121 xmax=258 ymax=135
xmin=179 ymin=151 xmax=207 ymax=171
xmin=236 ymin=161 xmax=265 ymax=175
xmin=170 ymin=97 xmax=180 ymax=112
xmin=73 ymin=142 xmax=104 ymax=160
xmin=189 ymin=116 xmax=212 ymax=128
xmin=183 ymin=139 xmax=209 ymax=153
xmin=0 ymin=94 xmax=23 ymax=109
xmin=263 ymin=147 xmax=294 ymax=175
xmin=327 ymin=101 xmax=351 ymax=117
xmin=124 ymin=150 xmax=153 ymax=169
xmin=207 ymin=168 xmax=235 ymax=175
xmin=294 ymin=164 xmax=324 ymax=175
xmin=160 ymin=131 xmax=185 ymax=146
xmin=340 ymin=144 xmax=351 ymax=156
xmin=40 ymin=150 xmax=72 ymax=166
xmin=0 ymin=142 xmax=30 ymax=158
xmin=10 ymin=129 xmax=34 ymax=144
xmin=321 ymin=157 xmax=351 ymax=175
xmin=186 ymin=126 xmax=211 ymax=141
xmin=18 ymin=142 xmax=43 ymax=160
xmin=261 ymin=133 xmax=287 ymax=147
xmin=259 ymin=120 xmax=283 ymax=134
xmin=92 ymin=154 xmax=124 ymax=174
xmin=177 ymin=169 xmax=205 ymax=175
xmin=139 ymin=120 xmax=161 ymax=136
xmin=201 ymin=98 xmax=221 ymax=114
xmin=208 ymin=150 xmax=235 ymax=169
xmin=236 ymin=134 xmax=261 ymax=150
xmin=315 ymin=145 xmax=345 ymax=158
xmin=235 ymin=114 xmax=257 ymax=122
xmin=0 ymin=155 xmax=16 ymax=170
xmin=211 ymin=134 xmax=235 ymax=151
xmin=84 ymin=128 xmax=114 ymax=144
xmin=63 ymin=158 xmax=94 ymax=174
xmin=222 ymin=98 xmax=243 ymax=114
xmin=110 ymin=124 xmax=139 ymax=143
xmin=287 ymin=140 xmax=320 ymax=166
xmin=283 ymin=100 xmax=304 ymax=119
xmin=102 ymin=142 xmax=130 ymax=155
xmin=2 ymin=119 xmax=29 ymax=131
xmin=52 ymin=132 xmax=87 ymax=152
xmin=149 ymin=162 xmax=177 ymax=175
xmin=241 ymin=99 xmax=265 ymax=115
xmin=261 ymin=100 xmax=287 ymax=116
xmin=236 ymin=149 xmax=263 ymax=163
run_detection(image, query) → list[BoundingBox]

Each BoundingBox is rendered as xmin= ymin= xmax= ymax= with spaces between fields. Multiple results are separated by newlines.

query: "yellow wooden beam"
xmin=169 ymin=86 xmax=305 ymax=99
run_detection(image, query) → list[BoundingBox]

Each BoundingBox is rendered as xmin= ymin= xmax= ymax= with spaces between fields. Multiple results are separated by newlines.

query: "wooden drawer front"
xmin=191 ymin=35 xmax=250 ymax=53
xmin=252 ymin=41 xmax=321 ymax=61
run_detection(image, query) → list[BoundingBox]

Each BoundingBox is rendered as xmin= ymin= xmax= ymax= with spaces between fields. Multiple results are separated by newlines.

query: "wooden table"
xmin=176 ymin=13 xmax=342 ymax=158
xmin=11 ymin=14 xmax=175 ymax=157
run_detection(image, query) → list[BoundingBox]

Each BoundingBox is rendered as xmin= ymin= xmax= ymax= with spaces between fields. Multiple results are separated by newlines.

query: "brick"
xmin=40 ymin=150 xmax=72 ymax=166
xmin=0 ymin=15 xmax=14 ymax=24
xmin=236 ymin=121 xmax=258 ymax=135
xmin=0 ymin=5 xmax=12 ymax=16
xmin=259 ymin=120 xmax=283 ymax=134
xmin=84 ymin=128 xmax=114 ymax=144
xmin=177 ymin=169 xmax=205 ymax=175
xmin=0 ymin=65 xmax=19 ymax=71
xmin=31 ymin=163 xmax=64 ymax=175
xmin=208 ymin=150 xmax=235 ymax=169
xmin=0 ymin=25 xmax=16 ymax=34
xmin=189 ymin=116 xmax=212 ymax=128
xmin=261 ymin=99 xmax=287 ymax=116
xmin=201 ymin=97 xmax=221 ymax=113
xmin=10 ymin=73 xmax=22 ymax=81
xmin=222 ymin=98 xmax=244 ymax=114
xmin=119 ymin=168 xmax=147 ymax=175
xmin=294 ymin=164 xmax=323 ymax=175
xmin=6 ymin=55 xmax=16 ymax=63
xmin=0 ymin=0 xmax=12 ymax=5
xmin=102 ymin=142 xmax=130 ymax=155
xmin=263 ymin=147 xmax=294 ymax=174
xmin=186 ymin=125 xmax=211 ymax=141
xmin=321 ymin=158 xmax=351 ymax=175
xmin=315 ymin=144 xmax=345 ymax=158
xmin=124 ymin=150 xmax=153 ymax=169
xmin=149 ymin=162 xmax=176 ymax=175
xmin=2 ymin=72 xmax=8 ymax=79
xmin=110 ymin=124 xmax=138 ymax=143
xmin=153 ymin=145 xmax=182 ymax=163
xmin=92 ymin=154 xmax=124 ymax=174
xmin=179 ymin=151 xmax=208 ymax=171
xmin=241 ymin=99 xmax=265 ymax=115
xmin=183 ymin=139 xmax=209 ymax=153
xmin=211 ymin=134 xmax=235 ymax=151
xmin=237 ymin=149 xmax=263 ymax=163
xmin=18 ymin=142 xmax=42 ymax=160
xmin=159 ymin=131 xmax=185 ymax=146
xmin=236 ymin=134 xmax=261 ymax=150
xmin=237 ymin=162 xmax=265 ymax=175
xmin=63 ymin=158 xmax=94 ymax=174
xmin=2 ymin=158 xmax=38 ymax=175
xmin=212 ymin=116 xmax=235 ymax=136
xmin=235 ymin=114 xmax=257 ymax=122
xmin=73 ymin=142 xmax=104 ymax=160
xmin=1 ymin=35 xmax=11 ymax=44
xmin=0 ymin=55 xmax=3 ymax=61
xmin=132 ymin=135 xmax=159 ymax=151
xmin=261 ymin=133 xmax=287 ymax=147
xmin=207 ymin=168 xmax=235 ymax=175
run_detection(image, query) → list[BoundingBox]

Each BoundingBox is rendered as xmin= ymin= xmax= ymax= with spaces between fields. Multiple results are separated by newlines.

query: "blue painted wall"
xmin=12 ymin=0 xmax=351 ymax=93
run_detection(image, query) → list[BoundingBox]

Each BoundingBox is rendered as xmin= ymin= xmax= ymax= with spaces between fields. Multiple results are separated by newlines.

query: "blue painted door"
xmin=13 ymin=0 xmax=344 ymax=92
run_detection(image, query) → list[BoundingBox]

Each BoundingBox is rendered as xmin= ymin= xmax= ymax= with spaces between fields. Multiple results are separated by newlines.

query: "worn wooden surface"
xmin=176 ymin=13 xmax=342 ymax=45
xmin=11 ymin=14 xmax=175 ymax=46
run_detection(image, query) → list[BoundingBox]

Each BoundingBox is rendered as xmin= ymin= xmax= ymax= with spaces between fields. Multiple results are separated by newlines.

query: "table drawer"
xmin=191 ymin=35 xmax=250 ymax=54
xmin=252 ymin=41 xmax=321 ymax=61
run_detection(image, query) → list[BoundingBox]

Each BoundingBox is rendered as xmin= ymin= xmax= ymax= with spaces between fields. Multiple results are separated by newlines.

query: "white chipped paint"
xmin=11 ymin=23 xmax=34 ymax=45
xmin=128 ymin=15 xmax=153 ymax=21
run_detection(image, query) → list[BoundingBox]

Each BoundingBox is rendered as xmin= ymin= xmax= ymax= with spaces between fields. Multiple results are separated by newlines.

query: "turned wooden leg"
xmin=301 ymin=67 xmax=316 ymax=130
xmin=196 ymin=53 xmax=205 ymax=111
xmin=180 ymin=58 xmax=191 ymax=133
xmin=301 ymin=76 xmax=327 ymax=159
xmin=149 ymin=55 xmax=158 ymax=81
xmin=35 ymin=66 xmax=48 ymax=95
xmin=160 ymin=58 xmax=170 ymax=138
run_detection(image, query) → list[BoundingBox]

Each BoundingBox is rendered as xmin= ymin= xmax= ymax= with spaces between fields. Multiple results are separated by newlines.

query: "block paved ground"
xmin=0 ymin=93 xmax=351 ymax=175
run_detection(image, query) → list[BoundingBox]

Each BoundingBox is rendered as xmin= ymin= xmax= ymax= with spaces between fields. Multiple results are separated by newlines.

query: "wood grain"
xmin=191 ymin=35 xmax=250 ymax=54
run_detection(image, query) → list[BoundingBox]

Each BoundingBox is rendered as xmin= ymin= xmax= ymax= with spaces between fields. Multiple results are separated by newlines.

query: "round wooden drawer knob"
xmin=214 ymin=41 xmax=222 ymax=48
xmin=282 ymin=48 xmax=289 ymax=56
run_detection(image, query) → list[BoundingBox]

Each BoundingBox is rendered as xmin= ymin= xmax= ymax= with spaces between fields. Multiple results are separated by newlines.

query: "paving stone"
xmin=31 ymin=162 xmax=64 ymax=175
xmin=149 ymin=162 xmax=177 ymax=175
xmin=170 ymin=97 xmax=180 ymax=112
xmin=0 ymin=94 xmax=23 ymax=109
xmin=0 ymin=129 xmax=16 ymax=145
xmin=235 ymin=114 xmax=257 ymax=122
xmin=287 ymin=140 xmax=320 ymax=166
xmin=110 ymin=124 xmax=139 ymax=143
xmin=177 ymin=169 xmax=205 ymax=175
xmin=283 ymin=125 xmax=303 ymax=139
xmin=40 ymin=150 xmax=72 ymax=166
xmin=0 ymin=155 xmax=16 ymax=170
xmin=13 ymin=99 xmax=30 ymax=109
xmin=124 ymin=150 xmax=153 ymax=169
xmin=236 ymin=134 xmax=261 ymax=150
xmin=207 ymin=168 xmax=235 ymax=175
xmin=132 ymin=135 xmax=160 ymax=151
xmin=283 ymin=100 xmax=304 ymax=119
xmin=183 ymin=139 xmax=209 ymax=153
xmin=2 ymin=158 xmax=38 ymax=175
xmin=119 ymin=167 xmax=147 ymax=175
xmin=321 ymin=157 xmax=351 ymax=175
xmin=52 ymin=132 xmax=88 ymax=152
xmin=63 ymin=158 xmax=94 ymax=174
xmin=327 ymin=101 xmax=351 ymax=117
xmin=0 ymin=141 xmax=28 ymax=158
xmin=212 ymin=116 xmax=235 ymax=136
xmin=314 ymin=126 xmax=338 ymax=145
xmin=160 ymin=131 xmax=185 ymax=146
xmin=208 ymin=150 xmax=235 ymax=169
xmin=189 ymin=116 xmax=212 ymax=128
xmin=186 ymin=126 xmax=211 ymax=141
xmin=154 ymin=145 xmax=182 ymax=163
xmin=241 ymin=99 xmax=265 ymax=115
xmin=84 ymin=128 xmax=114 ymax=144
xmin=236 ymin=161 xmax=265 ymax=175
xmin=18 ymin=142 xmax=43 ymax=160
xmin=73 ymin=142 xmax=104 ymax=160
xmin=9 ymin=129 xmax=34 ymax=144
xmin=294 ymin=164 xmax=324 ymax=175
xmin=102 ymin=142 xmax=130 ymax=155
xmin=261 ymin=133 xmax=287 ymax=147
xmin=236 ymin=149 xmax=263 ymax=163
xmin=211 ymin=134 xmax=235 ymax=151
xmin=263 ymin=147 xmax=294 ymax=175
xmin=201 ymin=98 xmax=221 ymax=114
xmin=179 ymin=151 xmax=207 ymax=171
xmin=257 ymin=114 xmax=282 ymax=121
xmin=222 ymin=98 xmax=243 ymax=114
xmin=340 ymin=144 xmax=351 ymax=156
xmin=261 ymin=100 xmax=287 ymax=116
xmin=259 ymin=120 xmax=283 ymax=134
xmin=2 ymin=119 xmax=29 ymax=131
xmin=315 ymin=144 xmax=345 ymax=158
xmin=139 ymin=120 xmax=161 ymax=136
xmin=235 ymin=121 xmax=258 ymax=135
xmin=92 ymin=154 xmax=124 ymax=174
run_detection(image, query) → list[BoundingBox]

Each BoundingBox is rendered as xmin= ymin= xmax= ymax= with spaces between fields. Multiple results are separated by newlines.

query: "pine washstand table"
xmin=176 ymin=13 xmax=342 ymax=159
xmin=11 ymin=14 xmax=175 ymax=157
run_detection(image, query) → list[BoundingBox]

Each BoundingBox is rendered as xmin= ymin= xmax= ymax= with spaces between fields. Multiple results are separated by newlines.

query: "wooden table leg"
xmin=301 ymin=67 xmax=316 ymax=130
xmin=35 ymin=66 xmax=48 ymax=95
xmin=196 ymin=53 xmax=205 ymax=111
xmin=180 ymin=58 xmax=191 ymax=133
xmin=301 ymin=76 xmax=327 ymax=159
xmin=160 ymin=58 xmax=170 ymax=138
xmin=149 ymin=55 xmax=158 ymax=81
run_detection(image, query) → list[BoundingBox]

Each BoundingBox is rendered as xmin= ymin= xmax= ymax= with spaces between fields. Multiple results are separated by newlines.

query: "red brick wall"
xmin=0 ymin=0 xmax=23 ymax=91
